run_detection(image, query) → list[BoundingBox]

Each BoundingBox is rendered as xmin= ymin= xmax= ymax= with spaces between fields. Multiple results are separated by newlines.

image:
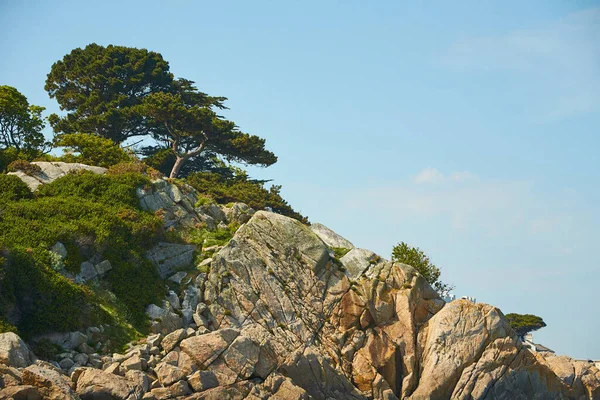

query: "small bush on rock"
xmin=7 ymin=159 xmax=42 ymax=175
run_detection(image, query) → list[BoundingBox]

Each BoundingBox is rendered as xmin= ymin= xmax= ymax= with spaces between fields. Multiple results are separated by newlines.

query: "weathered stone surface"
xmin=0 ymin=385 xmax=42 ymax=400
xmin=146 ymin=242 xmax=196 ymax=278
xmin=21 ymin=364 xmax=77 ymax=400
xmin=94 ymin=260 xmax=112 ymax=275
xmin=340 ymin=248 xmax=382 ymax=279
xmin=75 ymin=262 xmax=97 ymax=283
xmin=8 ymin=162 xmax=106 ymax=191
xmin=0 ymin=333 xmax=33 ymax=368
xmin=223 ymin=203 xmax=255 ymax=225
xmin=76 ymin=367 xmax=143 ymax=399
xmin=310 ymin=222 xmax=354 ymax=249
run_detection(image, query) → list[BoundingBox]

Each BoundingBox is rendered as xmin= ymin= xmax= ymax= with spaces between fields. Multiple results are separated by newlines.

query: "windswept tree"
xmin=505 ymin=313 xmax=546 ymax=339
xmin=391 ymin=242 xmax=454 ymax=296
xmin=0 ymin=85 xmax=49 ymax=161
xmin=45 ymin=43 xmax=174 ymax=142
xmin=138 ymin=80 xmax=277 ymax=178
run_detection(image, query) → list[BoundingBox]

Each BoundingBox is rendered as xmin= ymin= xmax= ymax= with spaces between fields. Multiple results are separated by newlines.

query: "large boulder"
xmin=145 ymin=242 xmax=196 ymax=278
xmin=8 ymin=162 xmax=106 ymax=191
xmin=0 ymin=333 xmax=33 ymax=368
xmin=310 ymin=222 xmax=354 ymax=249
xmin=75 ymin=367 xmax=144 ymax=399
xmin=21 ymin=363 xmax=78 ymax=400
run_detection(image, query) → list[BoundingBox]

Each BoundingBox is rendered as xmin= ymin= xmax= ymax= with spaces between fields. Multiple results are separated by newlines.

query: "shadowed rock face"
xmin=1 ymin=210 xmax=599 ymax=399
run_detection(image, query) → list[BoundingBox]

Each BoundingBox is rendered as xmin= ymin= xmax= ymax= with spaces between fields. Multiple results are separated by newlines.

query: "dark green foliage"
xmin=0 ymin=174 xmax=33 ymax=203
xmin=0 ymin=172 xmax=163 ymax=336
xmin=139 ymin=80 xmax=276 ymax=178
xmin=0 ymin=247 xmax=110 ymax=337
xmin=391 ymin=242 xmax=454 ymax=296
xmin=45 ymin=43 xmax=174 ymax=142
xmin=53 ymin=133 xmax=134 ymax=167
xmin=506 ymin=313 xmax=546 ymax=338
xmin=187 ymin=171 xmax=307 ymax=223
xmin=0 ymin=86 xmax=50 ymax=160
xmin=7 ymin=160 xmax=42 ymax=175
xmin=36 ymin=171 xmax=149 ymax=208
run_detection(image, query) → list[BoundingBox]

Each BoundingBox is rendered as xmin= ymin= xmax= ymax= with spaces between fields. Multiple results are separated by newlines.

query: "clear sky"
xmin=1 ymin=1 xmax=599 ymax=359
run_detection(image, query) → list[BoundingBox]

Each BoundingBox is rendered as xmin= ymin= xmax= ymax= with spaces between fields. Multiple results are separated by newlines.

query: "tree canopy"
xmin=391 ymin=241 xmax=454 ymax=296
xmin=45 ymin=43 xmax=174 ymax=142
xmin=505 ymin=313 xmax=546 ymax=338
xmin=0 ymin=85 xmax=49 ymax=161
xmin=138 ymin=80 xmax=277 ymax=178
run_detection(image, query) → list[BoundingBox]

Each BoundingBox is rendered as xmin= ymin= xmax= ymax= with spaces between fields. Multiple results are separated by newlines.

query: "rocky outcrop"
xmin=311 ymin=222 xmax=355 ymax=249
xmin=1 ymin=211 xmax=599 ymax=399
xmin=0 ymin=333 xmax=34 ymax=369
xmin=9 ymin=161 xmax=106 ymax=191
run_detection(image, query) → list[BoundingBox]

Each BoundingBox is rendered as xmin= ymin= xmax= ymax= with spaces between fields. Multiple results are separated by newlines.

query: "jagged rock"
xmin=167 ymin=272 xmax=187 ymax=285
xmin=224 ymin=203 xmax=255 ymax=225
xmin=154 ymin=350 xmax=196 ymax=387
xmin=340 ymin=248 xmax=382 ymax=280
xmin=95 ymin=260 xmax=112 ymax=275
xmin=145 ymin=303 xmax=183 ymax=334
xmin=310 ymin=222 xmax=355 ymax=249
xmin=75 ymin=367 xmax=144 ymax=399
xmin=50 ymin=242 xmax=68 ymax=260
xmin=75 ymin=262 xmax=97 ymax=283
xmin=8 ymin=162 xmax=106 ymax=191
xmin=145 ymin=242 xmax=196 ymax=278
xmin=21 ymin=364 xmax=77 ymax=400
xmin=160 ymin=329 xmax=187 ymax=353
xmin=0 ymin=333 xmax=33 ymax=368
xmin=201 ymin=203 xmax=227 ymax=223
xmin=0 ymin=363 xmax=23 ymax=387
xmin=0 ymin=385 xmax=42 ymax=400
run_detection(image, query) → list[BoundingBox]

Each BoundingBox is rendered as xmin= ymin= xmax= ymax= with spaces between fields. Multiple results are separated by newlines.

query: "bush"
xmin=0 ymin=172 xmax=164 ymax=336
xmin=391 ymin=242 xmax=454 ymax=296
xmin=7 ymin=159 xmax=42 ymax=176
xmin=107 ymin=161 xmax=163 ymax=179
xmin=0 ymin=174 xmax=33 ymax=203
xmin=53 ymin=133 xmax=133 ymax=167
xmin=187 ymin=171 xmax=307 ymax=223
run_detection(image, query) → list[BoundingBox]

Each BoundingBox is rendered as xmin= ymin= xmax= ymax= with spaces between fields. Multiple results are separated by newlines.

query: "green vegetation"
xmin=0 ymin=172 xmax=164 ymax=337
xmin=331 ymin=247 xmax=351 ymax=259
xmin=45 ymin=44 xmax=277 ymax=179
xmin=187 ymin=171 xmax=307 ymax=223
xmin=391 ymin=241 xmax=454 ymax=296
xmin=45 ymin=44 xmax=174 ymax=143
xmin=506 ymin=313 xmax=546 ymax=338
xmin=53 ymin=133 xmax=134 ymax=167
xmin=0 ymin=85 xmax=50 ymax=168
xmin=0 ymin=174 xmax=33 ymax=203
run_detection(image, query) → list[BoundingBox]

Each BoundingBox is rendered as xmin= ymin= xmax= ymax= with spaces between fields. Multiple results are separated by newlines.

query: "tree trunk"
xmin=169 ymin=155 xmax=188 ymax=178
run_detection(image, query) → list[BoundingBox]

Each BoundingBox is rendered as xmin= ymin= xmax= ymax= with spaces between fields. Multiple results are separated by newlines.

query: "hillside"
xmin=0 ymin=162 xmax=599 ymax=399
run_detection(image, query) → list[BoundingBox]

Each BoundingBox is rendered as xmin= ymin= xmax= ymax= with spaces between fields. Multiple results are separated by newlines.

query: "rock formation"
xmin=3 ymin=171 xmax=599 ymax=399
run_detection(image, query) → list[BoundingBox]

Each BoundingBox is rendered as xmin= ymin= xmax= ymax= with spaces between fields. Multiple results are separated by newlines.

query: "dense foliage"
xmin=0 ymin=86 xmax=49 ymax=160
xmin=391 ymin=241 xmax=453 ymax=296
xmin=505 ymin=313 xmax=546 ymax=338
xmin=53 ymin=133 xmax=134 ymax=167
xmin=45 ymin=43 xmax=174 ymax=142
xmin=138 ymin=80 xmax=277 ymax=178
xmin=0 ymin=172 xmax=164 ymax=336
xmin=0 ymin=174 xmax=33 ymax=203
xmin=187 ymin=171 xmax=308 ymax=223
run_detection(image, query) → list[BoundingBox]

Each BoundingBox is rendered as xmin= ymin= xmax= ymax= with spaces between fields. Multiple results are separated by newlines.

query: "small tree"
xmin=391 ymin=242 xmax=454 ymax=296
xmin=139 ymin=80 xmax=277 ymax=178
xmin=0 ymin=85 xmax=49 ymax=160
xmin=505 ymin=313 xmax=546 ymax=338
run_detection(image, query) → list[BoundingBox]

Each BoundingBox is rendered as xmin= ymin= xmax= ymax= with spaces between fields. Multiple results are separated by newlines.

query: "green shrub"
xmin=506 ymin=313 xmax=546 ymax=337
xmin=331 ymin=247 xmax=350 ymax=259
xmin=0 ymin=174 xmax=33 ymax=203
xmin=53 ymin=133 xmax=133 ymax=167
xmin=0 ymin=172 xmax=163 ymax=336
xmin=186 ymin=171 xmax=307 ymax=223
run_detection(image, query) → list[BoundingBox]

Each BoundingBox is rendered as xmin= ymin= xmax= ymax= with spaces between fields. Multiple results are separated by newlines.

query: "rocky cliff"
xmin=2 ymin=165 xmax=599 ymax=399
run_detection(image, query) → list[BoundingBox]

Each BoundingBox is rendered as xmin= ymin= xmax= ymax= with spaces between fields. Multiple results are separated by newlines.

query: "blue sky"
xmin=1 ymin=1 xmax=599 ymax=359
